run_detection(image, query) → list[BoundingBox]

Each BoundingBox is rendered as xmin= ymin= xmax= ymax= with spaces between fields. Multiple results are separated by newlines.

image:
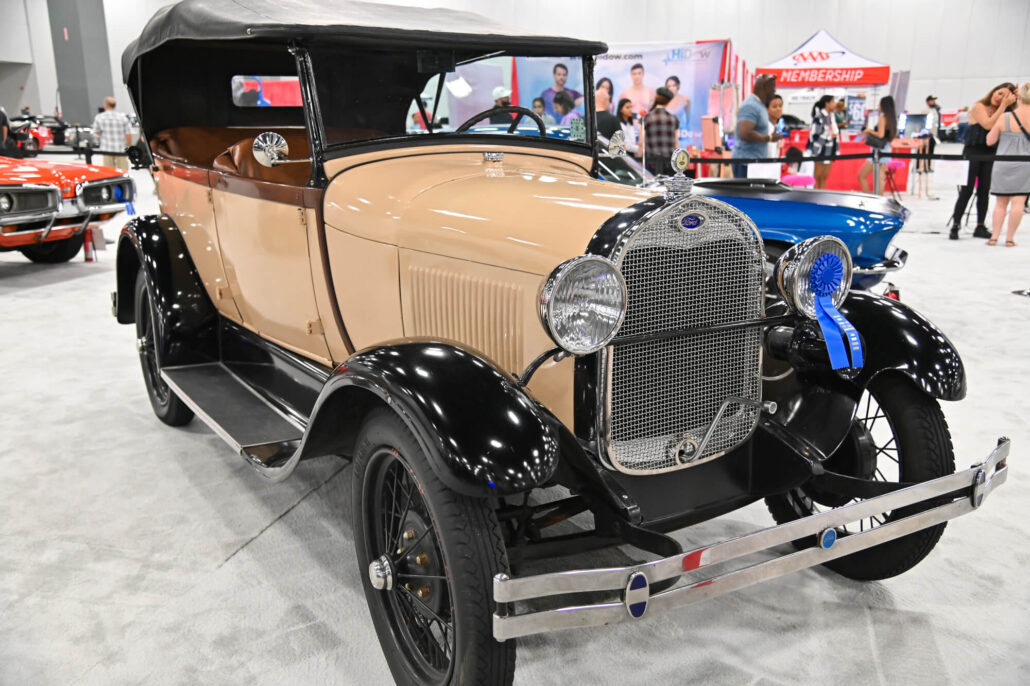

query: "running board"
xmin=161 ymin=363 xmax=304 ymax=475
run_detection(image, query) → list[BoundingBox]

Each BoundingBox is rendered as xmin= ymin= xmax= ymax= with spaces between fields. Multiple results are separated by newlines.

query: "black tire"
xmin=19 ymin=234 xmax=84 ymax=263
xmin=353 ymin=408 xmax=515 ymax=686
xmin=765 ymin=374 xmax=955 ymax=581
xmin=23 ymin=138 xmax=39 ymax=156
xmin=134 ymin=270 xmax=194 ymax=426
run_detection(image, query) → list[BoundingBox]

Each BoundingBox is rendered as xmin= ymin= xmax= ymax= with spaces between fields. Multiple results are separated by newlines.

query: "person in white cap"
xmin=489 ymin=86 xmax=513 ymax=123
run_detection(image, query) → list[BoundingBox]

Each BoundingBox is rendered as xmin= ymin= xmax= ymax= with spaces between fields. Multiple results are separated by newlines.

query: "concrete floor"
xmin=2 ymin=146 xmax=1028 ymax=685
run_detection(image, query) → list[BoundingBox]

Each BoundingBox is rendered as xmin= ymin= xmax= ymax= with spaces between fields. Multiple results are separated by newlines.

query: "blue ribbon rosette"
xmin=809 ymin=253 xmax=863 ymax=370
xmin=114 ymin=185 xmax=135 ymax=216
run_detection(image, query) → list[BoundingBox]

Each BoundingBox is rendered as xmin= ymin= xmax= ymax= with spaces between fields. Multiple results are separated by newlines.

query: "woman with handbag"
xmin=807 ymin=95 xmax=838 ymax=188
xmin=986 ymin=82 xmax=1030 ymax=247
xmin=948 ymin=82 xmax=1018 ymax=239
xmin=857 ymin=96 xmax=898 ymax=193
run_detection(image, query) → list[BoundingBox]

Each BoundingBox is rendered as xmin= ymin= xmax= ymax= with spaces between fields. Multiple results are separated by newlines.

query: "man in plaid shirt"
xmin=643 ymin=87 xmax=679 ymax=176
xmin=92 ymin=97 xmax=133 ymax=171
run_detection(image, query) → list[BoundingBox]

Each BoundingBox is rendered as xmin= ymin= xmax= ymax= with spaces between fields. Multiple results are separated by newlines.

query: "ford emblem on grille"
xmin=680 ymin=212 xmax=706 ymax=230
xmin=624 ymin=572 xmax=649 ymax=618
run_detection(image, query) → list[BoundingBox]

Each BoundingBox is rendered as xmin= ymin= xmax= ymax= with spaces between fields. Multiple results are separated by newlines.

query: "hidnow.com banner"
xmin=595 ymin=42 xmax=728 ymax=148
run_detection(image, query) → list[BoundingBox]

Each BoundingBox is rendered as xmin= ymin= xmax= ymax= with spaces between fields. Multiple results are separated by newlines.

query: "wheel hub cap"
xmin=369 ymin=554 xmax=394 ymax=591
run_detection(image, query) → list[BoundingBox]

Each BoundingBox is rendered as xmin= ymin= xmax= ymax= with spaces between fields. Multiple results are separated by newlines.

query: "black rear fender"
xmin=114 ymin=215 xmax=218 ymax=365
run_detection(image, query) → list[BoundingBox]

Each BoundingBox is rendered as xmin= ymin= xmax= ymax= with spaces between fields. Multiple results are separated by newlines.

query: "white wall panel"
xmin=25 ymin=0 xmax=58 ymax=115
xmin=0 ymin=0 xmax=33 ymax=63
xmin=102 ymin=0 xmax=168 ymax=111
xmin=372 ymin=0 xmax=1030 ymax=113
xmin=7 ymin=0 xmax=1027 ymax=122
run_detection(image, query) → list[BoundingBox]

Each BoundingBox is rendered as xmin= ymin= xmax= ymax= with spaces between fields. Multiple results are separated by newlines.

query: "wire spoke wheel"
xmin=133 ymin=270 xmax=192 ymax=426
xmin=363 ymin=448 xmax=455 ymax=683
xmin=354 ymin=409 xmax=515 ymax=686
xmin=135 ymin=283 xmax=169 ymax=405
xmin=765 ymin=374 xmax=955 ymax=580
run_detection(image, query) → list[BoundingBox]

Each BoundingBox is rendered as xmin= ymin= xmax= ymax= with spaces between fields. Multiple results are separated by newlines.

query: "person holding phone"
xmin=948 ymin=82 xmax=1017 ymax=239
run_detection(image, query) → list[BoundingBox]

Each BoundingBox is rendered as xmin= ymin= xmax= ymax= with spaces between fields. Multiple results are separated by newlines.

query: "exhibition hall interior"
xmin=3 ymin=1 xmax=1028 ymax=684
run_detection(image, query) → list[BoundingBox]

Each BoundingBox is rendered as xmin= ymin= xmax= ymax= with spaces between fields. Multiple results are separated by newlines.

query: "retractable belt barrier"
xmin=694 ymin=151 xmax=1030 ymax=164
xmin=31 ymin=148 xmax=127 ymax=165
xmin=691 ymin=150 xmax=1030 ymax=195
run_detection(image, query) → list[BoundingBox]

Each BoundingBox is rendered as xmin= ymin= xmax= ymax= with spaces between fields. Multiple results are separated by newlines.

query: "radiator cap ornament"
xmin=663 ymin=148 xmax=693 ymax=198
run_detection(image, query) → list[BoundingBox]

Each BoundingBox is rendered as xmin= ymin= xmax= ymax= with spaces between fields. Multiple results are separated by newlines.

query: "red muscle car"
xmin=0 ymin=155 xmax=135 ymax=262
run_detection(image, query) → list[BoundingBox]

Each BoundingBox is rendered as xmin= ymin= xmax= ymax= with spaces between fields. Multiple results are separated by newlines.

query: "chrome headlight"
xmin=774 ymin=236 xmax=852 ymax=318
xmin=0 ymin=193 xmax=12 ymax=212
xmin=539 ymin=255 xmax=627 ymax=355
xmin=100 ymin=186 xmax=112 ymax=202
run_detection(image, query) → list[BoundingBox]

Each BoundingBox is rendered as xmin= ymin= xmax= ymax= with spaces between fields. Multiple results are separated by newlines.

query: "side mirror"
xmin=253 ymin=131 xmax=289 ymax=167
xmin=605 ymin=131 xmax=627 ymax=158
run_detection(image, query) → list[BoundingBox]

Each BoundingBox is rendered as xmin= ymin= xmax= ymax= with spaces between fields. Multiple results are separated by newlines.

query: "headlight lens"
xmin=0 ymin=193 xmax=12 ymax=212
xmin=774 ymin=236 xmax=852 ymax=318
xmin=539 ymin=255 xmax=627 ymax=355
xmin=100 ymin=186 xmax=112 ymax=202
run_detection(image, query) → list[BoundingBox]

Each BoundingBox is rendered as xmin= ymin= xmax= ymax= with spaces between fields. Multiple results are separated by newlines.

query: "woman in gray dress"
xmin=987 ymin=82 xmax=1030 ymax=246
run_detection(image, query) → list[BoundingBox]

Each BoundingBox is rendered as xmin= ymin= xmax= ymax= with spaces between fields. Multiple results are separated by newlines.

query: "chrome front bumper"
xmin=493 ymin=438 xmax=1009 ymax=641
xmin=853 ymin=246 xmax=908 ymax=275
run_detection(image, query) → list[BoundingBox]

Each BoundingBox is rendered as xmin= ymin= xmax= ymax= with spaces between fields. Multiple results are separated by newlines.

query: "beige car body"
xmin=155 ymin=137 xmax=655 ymax=429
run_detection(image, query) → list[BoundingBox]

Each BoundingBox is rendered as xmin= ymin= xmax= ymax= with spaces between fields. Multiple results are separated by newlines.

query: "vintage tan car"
xmin=113 ymin=2 xmax=1009 ymax=685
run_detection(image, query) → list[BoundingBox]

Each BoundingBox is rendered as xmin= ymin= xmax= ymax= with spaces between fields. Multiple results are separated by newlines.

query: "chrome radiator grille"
xmin=602 ymin=196 xmax=765 ymax=474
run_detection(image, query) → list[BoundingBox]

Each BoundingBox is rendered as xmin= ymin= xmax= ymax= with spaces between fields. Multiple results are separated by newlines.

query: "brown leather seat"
xmin=212 ymin=131 xmax=312 ymax=186
xmin=151 ymin=127 xmax=294 ymax=167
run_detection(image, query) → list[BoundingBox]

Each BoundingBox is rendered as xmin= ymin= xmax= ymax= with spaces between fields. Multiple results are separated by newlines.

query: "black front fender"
xmin=313 ymin=341 xmax=561 ymax=498
xmin=841 ymin=291 xmax=966 ymax=400
xmin=760 ymin=291 xmax=965 ymax=464
xmin=115 ymin=214 xmax=218 ymax=366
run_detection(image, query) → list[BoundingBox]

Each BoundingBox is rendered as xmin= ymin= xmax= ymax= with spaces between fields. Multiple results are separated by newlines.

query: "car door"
xmin=209 ymin=130 xmax=332 ymax=365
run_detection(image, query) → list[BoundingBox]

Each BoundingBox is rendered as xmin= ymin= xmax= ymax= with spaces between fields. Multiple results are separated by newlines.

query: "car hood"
xmin=0 ymin=155 xmax=127 ymax=193
xmin=323 ymin=148 xmax=657 ymax=275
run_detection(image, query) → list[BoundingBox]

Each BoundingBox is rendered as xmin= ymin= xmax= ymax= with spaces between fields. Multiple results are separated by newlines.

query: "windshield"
xmin=310 ymin=48 xmax=591 ymax=149
xmin=595 ymin=137 xmax=654 ymax=187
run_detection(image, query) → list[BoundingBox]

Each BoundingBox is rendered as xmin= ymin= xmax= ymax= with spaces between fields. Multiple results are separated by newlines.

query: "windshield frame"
xmin=311 ymin=49 xmax=598 ymax=162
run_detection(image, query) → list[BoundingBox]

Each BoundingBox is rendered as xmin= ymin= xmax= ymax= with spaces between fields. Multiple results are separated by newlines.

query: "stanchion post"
xmin=872 ymin=148 xmax=881 ymax=196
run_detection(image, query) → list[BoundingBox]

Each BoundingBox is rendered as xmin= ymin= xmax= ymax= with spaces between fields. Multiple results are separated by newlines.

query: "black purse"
xmin=865 ymin=133 xmax=886 ymax=148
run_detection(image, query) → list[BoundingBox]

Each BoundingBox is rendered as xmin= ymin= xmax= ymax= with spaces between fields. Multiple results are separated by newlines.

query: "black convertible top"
xmin=122 ymin=0 xmax=608 ymax=81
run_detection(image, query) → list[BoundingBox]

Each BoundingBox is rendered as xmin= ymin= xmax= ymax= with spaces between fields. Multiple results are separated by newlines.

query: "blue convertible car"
xmin=594 ymin=149 xmax=908 ymax=290
xmin=459 ymin=123 xmax=908 ymax=288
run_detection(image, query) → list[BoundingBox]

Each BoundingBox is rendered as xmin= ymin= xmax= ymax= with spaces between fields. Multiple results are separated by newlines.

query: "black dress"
xmin=951 ymin=121 xmax=997 ymax=227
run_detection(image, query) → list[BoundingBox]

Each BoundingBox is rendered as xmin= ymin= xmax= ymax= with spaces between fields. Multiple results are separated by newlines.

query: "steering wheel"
xmin=455 ymin=106 xmax=548 ymax=137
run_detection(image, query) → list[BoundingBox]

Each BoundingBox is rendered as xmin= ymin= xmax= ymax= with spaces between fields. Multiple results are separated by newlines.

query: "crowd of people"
xmin=592 ymin=63 xmax=694 ymax=174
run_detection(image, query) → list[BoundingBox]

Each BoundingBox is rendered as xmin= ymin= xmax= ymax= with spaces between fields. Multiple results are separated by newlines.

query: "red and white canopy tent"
xmin=756 ymin=30 xmax=889 ymax=87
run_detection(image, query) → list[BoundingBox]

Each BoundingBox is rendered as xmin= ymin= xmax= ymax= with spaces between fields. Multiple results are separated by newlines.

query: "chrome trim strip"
xmin=0 ymin=210 xmax=59 ymax=226
xmin=0 ymin=184 xmax=61 ymax=223
xmin=492 ymin=439 xmax=1009 ymax=639
xmin=853 ymin=247 xmax=908 ymax=275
